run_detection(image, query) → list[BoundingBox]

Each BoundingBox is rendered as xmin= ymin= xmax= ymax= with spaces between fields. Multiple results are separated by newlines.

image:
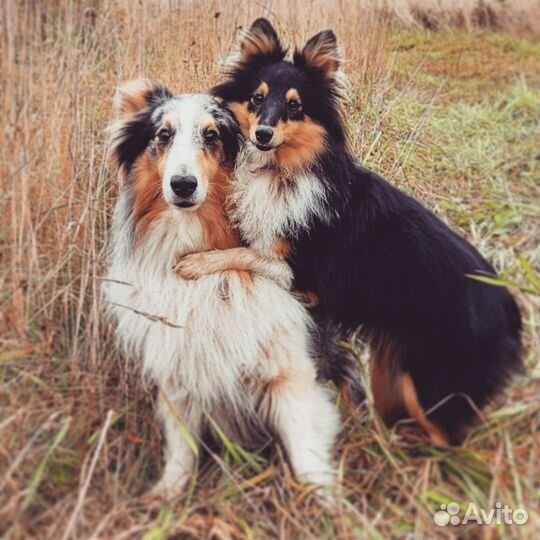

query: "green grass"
xmin=356 ymin=40 xmax=540 ymax=310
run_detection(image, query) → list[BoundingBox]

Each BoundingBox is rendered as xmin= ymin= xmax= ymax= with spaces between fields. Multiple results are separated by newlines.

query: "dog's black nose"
xmin=170 ymin=175 xmax=197 ymax=197
xmin=255 ymin=125 xmax=274 ymax=145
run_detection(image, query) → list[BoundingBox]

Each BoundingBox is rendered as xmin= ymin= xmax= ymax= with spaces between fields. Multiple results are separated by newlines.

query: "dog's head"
xmin=110 ymin=80 xmax=241 ymax=213
xmin=212 ymin=18 xmax=346 ymax=171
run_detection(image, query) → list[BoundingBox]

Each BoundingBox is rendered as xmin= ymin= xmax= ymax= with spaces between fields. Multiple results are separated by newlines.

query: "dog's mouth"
xmin=255 ymin=143 xmax=274 ymax=151
xmin=251 ymin=140 xmax=280 ymax=152
xmin=174 ymin=201 xmax=197 ymax=209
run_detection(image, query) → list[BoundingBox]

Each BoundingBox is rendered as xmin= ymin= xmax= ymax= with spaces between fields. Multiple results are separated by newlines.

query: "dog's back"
xmin=210 ymin=18 xmax=523 ymax=445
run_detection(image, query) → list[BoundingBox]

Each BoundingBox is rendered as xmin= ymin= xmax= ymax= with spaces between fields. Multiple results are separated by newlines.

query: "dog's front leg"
xmin=266 ymin=369 xmax=339 ymax=487
xmin=145 ymin=390 xmax=201 ymax=502
xmin=175 ymin=247 xmax=293 ymax=289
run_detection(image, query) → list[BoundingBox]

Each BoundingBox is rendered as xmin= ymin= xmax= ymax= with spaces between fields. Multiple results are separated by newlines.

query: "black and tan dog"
xmin=177 ymin=19 xmax=523 ymax=445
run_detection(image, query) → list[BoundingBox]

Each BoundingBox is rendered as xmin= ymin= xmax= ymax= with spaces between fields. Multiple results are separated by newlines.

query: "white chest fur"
xmin=231 ymin=146 xmax=329 ymax=255
xmin=103 ymin=200 xmax=311 ymax=410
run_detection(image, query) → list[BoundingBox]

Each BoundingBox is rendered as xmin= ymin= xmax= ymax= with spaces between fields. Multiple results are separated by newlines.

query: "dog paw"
xmin=313 ymin=485 xmax=340 ymax=511
xmin=174 ymin=253 xmax=209 ymax=280
xmin=141 ymin=480 xmax=186 ymax=507
xmin=140 ymin=489 xmax=166 ymax=509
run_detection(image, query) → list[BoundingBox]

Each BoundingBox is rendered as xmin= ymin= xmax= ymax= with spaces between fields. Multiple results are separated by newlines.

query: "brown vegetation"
xmin=1 ymin=1 xmax=539 ymax=539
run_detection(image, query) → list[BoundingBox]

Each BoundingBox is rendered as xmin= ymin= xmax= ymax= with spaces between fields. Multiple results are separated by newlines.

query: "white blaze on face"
xmin=159 ymin=95 xmax=215 ymax=209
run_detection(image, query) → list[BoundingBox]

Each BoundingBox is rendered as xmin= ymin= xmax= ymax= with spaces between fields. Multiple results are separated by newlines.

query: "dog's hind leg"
xmin=370 ymin=338 xmax=405 ymax=424
xmin=369 ymin=338 xmax=450 ymax=446
xmin=400 ymin=372 xmax=450 ymax=446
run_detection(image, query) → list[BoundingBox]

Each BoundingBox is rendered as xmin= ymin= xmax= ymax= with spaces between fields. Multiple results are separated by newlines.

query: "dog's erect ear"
xmin=239 ymin=18 xmax=286 ymax=64
xmin=294 ymin=30 xmax=340 ymax=78
xmin=113 ymin=79 xmax=172 ymax=117
xmin=212 ymin=19 xmax=285 ymax=102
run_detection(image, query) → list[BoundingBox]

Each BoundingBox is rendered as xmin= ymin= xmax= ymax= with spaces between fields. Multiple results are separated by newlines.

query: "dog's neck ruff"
xmin=231 ymin=143 xmax=330 ymax=255
xmin=116 ymin=203 xmax=208 ymax=276
xmin=104 ymin=198 xmax=312 ymax=412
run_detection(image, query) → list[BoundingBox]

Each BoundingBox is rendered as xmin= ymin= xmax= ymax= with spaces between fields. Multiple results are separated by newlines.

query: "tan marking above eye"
xmin=285 ymin=88 xmax=300 ymax=102
xmin=255 ymin=82 xmax=269 ymax=97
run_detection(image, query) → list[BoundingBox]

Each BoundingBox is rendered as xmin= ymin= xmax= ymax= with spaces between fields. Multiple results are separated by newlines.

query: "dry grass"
xmin=1 ymin=1 xmax=539 ymax=539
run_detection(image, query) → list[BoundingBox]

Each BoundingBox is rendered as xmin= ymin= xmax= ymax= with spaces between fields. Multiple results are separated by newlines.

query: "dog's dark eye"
xmin=287 ymin=100 xmax=301 ymax=112
xmin=204 ymin=130 xmax=219 ymax=144
xmin=251 ymin=93 xmax=265 ymax=105
xmin=157 ymin=129 xmax=171 ymax=143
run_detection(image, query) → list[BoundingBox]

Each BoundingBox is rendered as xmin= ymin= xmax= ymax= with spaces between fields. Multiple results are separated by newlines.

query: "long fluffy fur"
xmin=210 ymin=19 xmax=523 ymax=444
xmin=230 ymin=142 xmax=331 ymax=252
xmin=104 ymin=81 xmax=339 ymax=497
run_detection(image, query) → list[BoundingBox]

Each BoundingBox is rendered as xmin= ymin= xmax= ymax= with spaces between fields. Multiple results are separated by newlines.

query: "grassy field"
xmin=1 ymin=1 xmax=539 ymax=539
